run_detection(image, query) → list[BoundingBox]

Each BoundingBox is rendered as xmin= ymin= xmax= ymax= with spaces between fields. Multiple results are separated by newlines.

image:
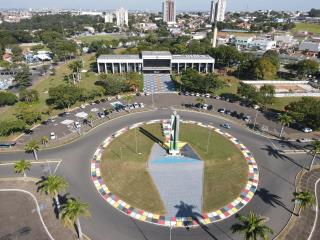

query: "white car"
xmin=297 ymin=138 xmax=312 ymax=143
xmin=50 ymin=132 xmax=56 ymax=140
xmin=80 ymin=104 xmax=86 ymax=109
xmin=302 ymin=127 xmax=313 ymax=133
xmin=144 ymin=92 xmax=151 ymax=96
xmin=74 ymin=121 xmax=81 ymax=129
xmin=133 ymin=102 xmax=140 ymax=108
xmin=205 ymin=94 xmax=211 ymax=98
xmin=139 ymin=103 xmax=145 ymax=108
xmin=202 ymin=104 xmax=208 ymax=110
xmin=218 ymin=108 xmax=226 ymax=113
xmin=253 ymin=105 xmax=260 ymax=110
xmin=195 ymin=93 xmax=200 ymax=97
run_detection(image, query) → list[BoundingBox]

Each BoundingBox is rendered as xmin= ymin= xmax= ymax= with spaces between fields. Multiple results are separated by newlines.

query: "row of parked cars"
xmin=218 ymin=108 xmax=252 ymax=123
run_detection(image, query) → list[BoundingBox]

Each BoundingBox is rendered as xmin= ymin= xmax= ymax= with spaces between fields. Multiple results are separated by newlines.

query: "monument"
xmin=169 ymin=111 xmax=180 ymax=156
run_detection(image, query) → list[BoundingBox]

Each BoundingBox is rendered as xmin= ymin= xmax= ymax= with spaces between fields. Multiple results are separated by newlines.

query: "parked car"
xmin=297 ymin=138 xmax=312 ymax=143
xmin=205 ymin=94 xmax=211 ymax=98
xmin=59 ymin=112 xmax=69 ymax=117
xmin=243 ymin=116 xmax=251 ymax=123
xmin=74 ymin=121 xmax=81 ymax=129
xmin=139 ymin=103 xmax=145 ymax=108
xmin=144 ymin=92 xmax=151 ymax=96
xmin=202 ymin=104 xmax=208 ymax=110
xmin=80 ymin=104 xmax=86 ymax=109
xmin=98 ymin=112 xmax=106 ymax=118
xmin=133 ymin=102 xmax=140 ymax=108
xmin=231 ymin=111 xmax=239 ymax=117
xmin=50 ymin=132 xmax=56 ymax=140
xmin=195 ymin=93 xmax=200 ymax=97
xmin=221 ymin=123 xmax=231 ymax=129
xmin=218 ymin=108 xmax=226 ymax=113
xmin=302 ymin=127 xmax=313 ymax=133
xmin=225 ymin=110 xmax=232 ymax=115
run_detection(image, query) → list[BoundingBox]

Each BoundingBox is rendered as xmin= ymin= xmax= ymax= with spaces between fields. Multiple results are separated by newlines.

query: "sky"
xmin=0 ymin=0 xmax=319 ymax=12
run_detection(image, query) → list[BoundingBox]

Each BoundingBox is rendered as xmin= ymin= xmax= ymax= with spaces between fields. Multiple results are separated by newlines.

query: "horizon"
xmin=0 ymin=0 xmax=319 ymax=12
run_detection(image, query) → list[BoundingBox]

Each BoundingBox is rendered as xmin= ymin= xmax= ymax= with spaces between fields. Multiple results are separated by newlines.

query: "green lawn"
xmin=101 ymin=123 xmax=247 ymax=214
xmin=292 ymin=23 xmax=320 ymax=35
xmin=76 ymin=34 xmax=125 ymax=44
xmin=216 ymin=75 xmax=240 ymax=96
xmin=0 ymin=54 xmax=102 ymax=122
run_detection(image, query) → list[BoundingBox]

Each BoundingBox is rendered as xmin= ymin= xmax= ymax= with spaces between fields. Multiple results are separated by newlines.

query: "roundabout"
xmin=0 ymin=108 xmax=302 ymax=240
xmin=91 ymin=113 xmax=259 ymax=227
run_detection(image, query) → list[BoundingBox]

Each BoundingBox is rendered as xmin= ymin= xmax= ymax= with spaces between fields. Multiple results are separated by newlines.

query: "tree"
xmin=68 ymin=60 xmax=83 ymax=83
xmin=16 ymin=105 xmax=42 ymax=125
xmin=295 ymin=60 xmax=319 ymax=79
xmin=48 ymin=84 xmax=84 ymax=109
xmin=257 ymin=85 xmax=275 ymax=106
xmin=14 ymin=66 xmax=32 ymax=88
xmin=38 ymin=175 xmax=68 ymax=214
xmin=263 ymin=50 xmax=280 ymax=70
xmin=254 ymin=57 xmax=278 ymax=80
xmin=0 ymin=92 xmax=18 ymax=106
xmin=41 ymin=136 xmax=49 ymax=147
xmin=25 ymin=140 xmax=40 ymax=160
xmin=14 ymin=160 xmax=31 ymax=180
xmin=309 ymin=141 xmax=320 ymax=171
xmin=122 ymin=94 xmax=134 ymax=105
xmin=292 ymin=191 xmax=315 ymax=216
xmin=278 ymin=113 xmax=293 ymax=138
xmin=231 ymin=212 xmax=274 ymax=240
xmin=237 ymin=83 xmax=257 ymax=101
xmin=10 ymin=45 xmax=23 ymax=62
xmin=0 ymin=120 xmax=27 ymax=136
xmin=19 ymin=89 xmax=39 ymax=103
xmin=60 ymin=198 xmax=90 ymax=240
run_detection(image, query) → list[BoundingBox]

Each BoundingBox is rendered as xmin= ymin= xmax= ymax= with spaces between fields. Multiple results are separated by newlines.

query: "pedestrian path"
xmin=143 ymin=74 xmax=176 ymax=93
xmin=148 ymin=144 xmax=204 ymax=217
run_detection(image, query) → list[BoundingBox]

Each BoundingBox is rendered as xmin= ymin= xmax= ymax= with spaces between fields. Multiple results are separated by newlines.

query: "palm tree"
xmin=14 ymin=160 xmax=32 ymax=180
xmin=278 ymin=113 xmax=293 ymax=138
xmin=61 ymin=198 xmax=90 ymax=240
xmin=68 ymin=60 xmax=83 ymax=83
xmin=309 ymin=140 xmax=320 ymax=171
xmin=38 ymin=175 xmax=68 ymax=213
xmin=87 ymin=112 xmax=94 ymax=128
xmin=25 ymin=140 xmax=40 ymax=160
xmin=196 ymin=97 xmax=205 ymax=108
xmin=231 ymin=212 xmax=274 ymax=240
xmin=41 ymin=136 xmax=49 ymax=147
xmin=292 ymin=191 xmax=315 ymax=216
xmin=123 ymin=94 xmax=133 ymax=105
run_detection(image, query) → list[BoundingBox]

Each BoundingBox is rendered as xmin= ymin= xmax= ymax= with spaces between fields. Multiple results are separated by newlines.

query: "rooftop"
xmin=141 ymin=51 xmax=172 ymax=57
xmin=97 ymin=55 xmax=140 ymax=60
xmin=172 ymin=55 xmax=214 ymax=60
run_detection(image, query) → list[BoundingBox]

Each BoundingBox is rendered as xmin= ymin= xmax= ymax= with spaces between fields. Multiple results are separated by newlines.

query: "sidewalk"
xmin=277 ymin=168 xmax=320 ymax=240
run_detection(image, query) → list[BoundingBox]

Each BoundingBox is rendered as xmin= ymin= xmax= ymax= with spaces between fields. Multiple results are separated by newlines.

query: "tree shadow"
xmin=255 ymin=188 xmax=296 ymax=215
xmin=261 ymin=145 xmax=304 ymax=168
xmin=174 ymin=201 xmax=218 ymax=240
xmin=130 ymin=218 xmax=151 ymax=240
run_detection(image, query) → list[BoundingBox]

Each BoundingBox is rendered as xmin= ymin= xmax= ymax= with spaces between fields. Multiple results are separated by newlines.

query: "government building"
xmin=97 ymin=51 xmax=215 ymax=74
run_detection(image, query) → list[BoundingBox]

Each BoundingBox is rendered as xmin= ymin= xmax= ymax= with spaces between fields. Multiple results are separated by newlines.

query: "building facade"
xmin=163 ymin=0 xmax=176 ymax=24
xmin=210 ymin=0 xmax=227 ymax=23
xmin=104 ymin=13 xmax=114 ymax=23
xmin=97 ymin=51 xmax=215 ymax=74
xmin=116 ymin=8 xmax=128 ymax=27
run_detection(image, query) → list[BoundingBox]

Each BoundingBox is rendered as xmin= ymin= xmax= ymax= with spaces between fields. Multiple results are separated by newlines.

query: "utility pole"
xmin=212 ymin=0 xmax=219 ymax=48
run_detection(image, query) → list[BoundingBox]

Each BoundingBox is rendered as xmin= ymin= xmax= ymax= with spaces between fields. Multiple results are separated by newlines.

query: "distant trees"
xmin=309 ymin=8 xmax=320 ymax=17
xmin=237 ymin=83 xmax=275 ymax=106
xmin=285 ymin=60 xmax=319 ymax=79
xmin=208 ymin=45 xmax=240 ymax=66
xmin=19 ymin=89 xmax=39 ymax=103
xmin=0 ymin=92 xmax=18 ymax=106
xmin=16 ymin=104 xmax=42 ymax=125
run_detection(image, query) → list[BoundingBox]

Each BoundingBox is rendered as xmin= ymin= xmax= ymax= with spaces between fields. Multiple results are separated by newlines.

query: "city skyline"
xmin=0 ymin=0 xmax=318 ymax=11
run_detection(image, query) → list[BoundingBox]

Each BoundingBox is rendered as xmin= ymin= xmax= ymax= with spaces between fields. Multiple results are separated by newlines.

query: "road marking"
xmin=308 ymin=178 xmax=320 ymax=240
xmin=0 ymin=160 xmax=62 ymax=166
xmin=0 ymin=189 xmax=54 ymax=240
xmin=53 ymin=160 xmax=62 ymax=175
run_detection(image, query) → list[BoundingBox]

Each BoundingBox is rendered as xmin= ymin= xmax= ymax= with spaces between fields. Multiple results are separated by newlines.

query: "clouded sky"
xmin=0 ymin=0 xmax=319 ymax=11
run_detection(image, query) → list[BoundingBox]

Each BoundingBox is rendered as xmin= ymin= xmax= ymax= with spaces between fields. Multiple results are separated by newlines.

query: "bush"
xmin=0 ymin=91 xmax=18 ymax=106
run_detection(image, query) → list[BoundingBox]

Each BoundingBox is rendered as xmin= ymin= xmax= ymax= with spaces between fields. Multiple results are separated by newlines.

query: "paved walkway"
xmin=143 ymin=74 xmax=176 ymax=93
xmin=281 ymin=168 xmax=320 ymax=240
xmin=148 ymin=144 xmax=204 ymax=217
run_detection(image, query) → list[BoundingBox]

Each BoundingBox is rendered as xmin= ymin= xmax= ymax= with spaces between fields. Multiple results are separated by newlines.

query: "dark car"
xmin=231 ymin=111 xmax=238 ymax=117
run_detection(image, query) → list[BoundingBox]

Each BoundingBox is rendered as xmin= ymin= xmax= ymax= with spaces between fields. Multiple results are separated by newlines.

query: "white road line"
xmin=53 ymin=160 xmax=62 ymax=175
xmin=0 ymin=160 xmax=62 ymax=166
xmin=0 ymin=189 xmax=54 ymax=240
xmin=308 ymin=178 xmax=320 ymax=240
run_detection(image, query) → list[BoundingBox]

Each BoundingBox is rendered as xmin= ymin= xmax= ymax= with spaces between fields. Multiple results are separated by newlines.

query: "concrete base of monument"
xmin=148 ymin=144 xmax=204 ymax=217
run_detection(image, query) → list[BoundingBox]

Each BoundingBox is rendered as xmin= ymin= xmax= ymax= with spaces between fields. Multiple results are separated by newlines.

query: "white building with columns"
xmin=97 ymin=51 xmax=215 ymax=74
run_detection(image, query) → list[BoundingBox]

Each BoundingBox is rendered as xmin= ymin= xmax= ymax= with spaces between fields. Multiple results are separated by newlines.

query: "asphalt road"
xmin=0 ymin=109 xmax=313 ymax=240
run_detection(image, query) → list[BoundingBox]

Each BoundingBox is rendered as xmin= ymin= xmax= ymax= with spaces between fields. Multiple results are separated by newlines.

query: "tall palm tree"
xmin=61 ymin=198 xmax=90 ymax=240
xmin=14 ymin=160 xmax=32 ymax=180
xmin=292 ymin=191 xmax=315 ymax=216
xmin=25 ymin=140 xmax=40 ymax=160
xmin=196 ymin=97 xmax=205 ymax=107
xmin=87 ymin=112 xmax=94 ymax=128
xmin=38 ymin=175 xmax=68 ymax=213
xmin=309 ymin=140 xmax=320 ymax=171
xmin=123 ymin=94 xmax=133 ymax=105
xmin=278 ymin=113 xmax=293 ymax=138
xmin=231 ymin=212 xmax=274 ymax=240
xmin=41 ymin=136 xmax=49 ymax=147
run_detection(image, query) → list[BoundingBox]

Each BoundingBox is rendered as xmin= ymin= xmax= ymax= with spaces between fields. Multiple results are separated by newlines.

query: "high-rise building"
xmin=104 ymin=13 xmax=114 ymax=23
xmin=209 ymin=0 xmax=227 ymax=23
xmin=116 ymin=8 xmax=128 ymax=27
xmin=162 ymin=0 xmax=176 ymax=24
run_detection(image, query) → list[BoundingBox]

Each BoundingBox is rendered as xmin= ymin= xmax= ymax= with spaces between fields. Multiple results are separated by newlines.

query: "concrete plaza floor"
xmin=143 ymin=74 xmax=176 ymax=93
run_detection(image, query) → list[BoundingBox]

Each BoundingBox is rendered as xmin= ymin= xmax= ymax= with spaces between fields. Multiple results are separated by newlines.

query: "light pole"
xmin=169 ymin=225 xmax=173 ymax=240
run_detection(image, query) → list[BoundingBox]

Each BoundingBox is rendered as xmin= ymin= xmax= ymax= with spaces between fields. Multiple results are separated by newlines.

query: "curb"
xmin=90 ymin=120 xmax=259 ymax=228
